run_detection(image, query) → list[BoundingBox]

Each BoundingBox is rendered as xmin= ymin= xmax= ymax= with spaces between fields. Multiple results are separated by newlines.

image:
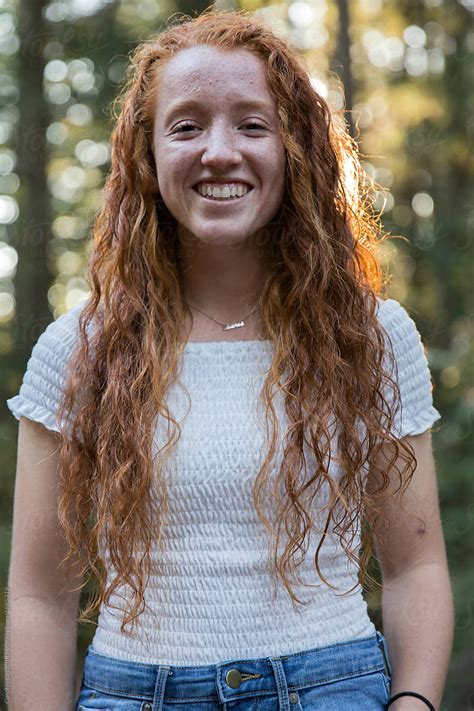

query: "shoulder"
xmin=375 ymin=295 xmax=416 ymax=331
xmin=32 ymin=298 xmax=101 ymax=369
xmin=6 ymin=299 xmax=93 ymax=433
xmin=374 ymin=296 xmax=441 ymax=436
xmin=25 ymin=300 xmax=92 ymax=384
xmin=374 ymin=296 xmax=427 ymax=359
xmin=34 ymin=299 xmax=90 ymax=355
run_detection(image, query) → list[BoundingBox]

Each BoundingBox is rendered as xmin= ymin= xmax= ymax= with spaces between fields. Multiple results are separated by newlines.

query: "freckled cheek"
xmin=254 ymin=143 xmax=286 ymax=177
xmin=274 ymin=143 xmax=287 ymax=172
xmin=274 ymin=151 xmax=287 ymax=196
xmin=166 ymin=151 xmax=197 ymax=190
xmin=258 ymin=159 xmax=285 ymax=198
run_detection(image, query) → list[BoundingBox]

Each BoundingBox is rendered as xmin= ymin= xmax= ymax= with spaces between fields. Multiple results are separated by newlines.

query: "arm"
xmin=366 ymin=429 xmax=454 ymax=711
xmin=6 ymin=416 xmax=83 ymax=711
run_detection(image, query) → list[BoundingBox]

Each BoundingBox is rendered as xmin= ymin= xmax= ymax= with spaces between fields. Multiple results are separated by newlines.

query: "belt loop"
xmin=269 ymin=658 xmax=291 ymax=710
xmin=376 ymin=631 xmax=392 ymax=677
xmin=151 ymin=665 xmax=171 ymax=711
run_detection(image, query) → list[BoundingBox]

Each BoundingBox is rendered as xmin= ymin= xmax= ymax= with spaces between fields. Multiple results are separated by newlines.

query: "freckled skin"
xmin=151 ymin=44 xmax=287 ymax=250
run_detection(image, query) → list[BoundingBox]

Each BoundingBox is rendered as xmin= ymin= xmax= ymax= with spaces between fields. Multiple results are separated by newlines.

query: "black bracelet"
xmin=387 ymin=691 xmax=436 ymax=711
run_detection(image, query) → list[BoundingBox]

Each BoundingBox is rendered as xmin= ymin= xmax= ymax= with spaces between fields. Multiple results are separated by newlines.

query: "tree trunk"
xmin=14 ymin=0 xmax=54 ymax=360
xmin=333 ymin=0 xmax=355 ymax=138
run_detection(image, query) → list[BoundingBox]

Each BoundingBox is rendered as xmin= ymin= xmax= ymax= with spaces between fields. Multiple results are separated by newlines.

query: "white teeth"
xmin=196 ymin=183 xmax=250 ymax=200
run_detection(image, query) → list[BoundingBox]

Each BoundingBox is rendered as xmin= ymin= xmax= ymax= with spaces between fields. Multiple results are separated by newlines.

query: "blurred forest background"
xmin=0 ymin=0 xmax=472 ymax=709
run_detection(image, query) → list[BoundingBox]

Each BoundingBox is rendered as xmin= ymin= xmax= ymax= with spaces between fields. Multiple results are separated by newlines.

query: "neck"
xmin=177 ymin=229 xmax=270 ymax=319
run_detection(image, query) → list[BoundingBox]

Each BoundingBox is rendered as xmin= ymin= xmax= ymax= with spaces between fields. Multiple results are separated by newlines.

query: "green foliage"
xmin=1 ymin=0 xmax=472 ymax=708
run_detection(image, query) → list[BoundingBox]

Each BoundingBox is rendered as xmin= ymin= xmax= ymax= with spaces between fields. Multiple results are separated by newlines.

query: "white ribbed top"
xmin=6 ymin=297 xmax=441 ymax=665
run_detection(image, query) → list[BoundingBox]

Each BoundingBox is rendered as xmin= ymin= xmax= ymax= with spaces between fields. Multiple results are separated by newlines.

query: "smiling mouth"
xmin=192 ymin=186 xmax=253 ymax=202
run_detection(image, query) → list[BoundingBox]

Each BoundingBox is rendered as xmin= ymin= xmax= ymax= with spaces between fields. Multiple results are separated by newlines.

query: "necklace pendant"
xmin=223 ymin=320 xmax=245 ymax=331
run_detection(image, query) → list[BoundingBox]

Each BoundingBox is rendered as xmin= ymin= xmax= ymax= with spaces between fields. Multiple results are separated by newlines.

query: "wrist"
xmin=388 ymin=703 xmax=434 ymax=711
xmin=388 ymin=694 xmax=437 ymax=711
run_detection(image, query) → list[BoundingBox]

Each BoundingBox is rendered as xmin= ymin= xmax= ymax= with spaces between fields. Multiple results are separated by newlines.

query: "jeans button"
xmin=143 ymin=704 xmax=153 ymax=710
xmin=289 ymin=691 xmax=299 ymax=704
xmin=226 ymin=668 xmax=242 ymax=688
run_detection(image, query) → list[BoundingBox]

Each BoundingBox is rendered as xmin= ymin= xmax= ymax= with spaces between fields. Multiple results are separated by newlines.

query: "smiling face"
xmin=151 ymin=44 xmax=287 ymax=249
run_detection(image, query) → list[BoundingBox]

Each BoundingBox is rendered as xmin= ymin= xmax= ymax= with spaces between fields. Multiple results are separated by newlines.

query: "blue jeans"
xmin=75 ymin=630 xmax=392 ymax=710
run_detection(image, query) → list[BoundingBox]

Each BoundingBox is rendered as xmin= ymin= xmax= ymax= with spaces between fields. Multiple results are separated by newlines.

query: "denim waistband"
xmin=82 ymin=631 xmax=392 ymax=705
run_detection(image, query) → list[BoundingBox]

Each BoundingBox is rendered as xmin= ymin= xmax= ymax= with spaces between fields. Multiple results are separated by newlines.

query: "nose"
xmin=201 ymin=124 xmax=242 ymax=168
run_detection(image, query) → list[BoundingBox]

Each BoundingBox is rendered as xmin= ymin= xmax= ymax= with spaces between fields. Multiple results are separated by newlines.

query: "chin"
xmin=189 ymin=226 xmax=255 ymax=246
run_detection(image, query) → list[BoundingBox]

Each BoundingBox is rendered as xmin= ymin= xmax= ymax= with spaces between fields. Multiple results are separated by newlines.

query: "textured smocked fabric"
xmin=6 ymin=297 xmax=441 ymax=666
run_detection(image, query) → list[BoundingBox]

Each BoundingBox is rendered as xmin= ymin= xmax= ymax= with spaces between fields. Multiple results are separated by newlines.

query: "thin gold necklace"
xmin=184 ymin=301 xmax=260 ymax=331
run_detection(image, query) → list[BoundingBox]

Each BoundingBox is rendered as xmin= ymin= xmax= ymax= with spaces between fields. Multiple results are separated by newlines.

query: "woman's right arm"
xmin=6 ymin=416 xmax=83 ymax=711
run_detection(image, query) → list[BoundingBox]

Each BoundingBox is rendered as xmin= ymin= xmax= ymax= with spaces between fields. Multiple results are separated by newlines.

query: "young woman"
xmin=6 ymin=10 xmax=453 ymax=711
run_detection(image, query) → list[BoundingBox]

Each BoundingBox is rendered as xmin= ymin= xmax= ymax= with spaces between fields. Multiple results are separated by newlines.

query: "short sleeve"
xmin=6 ymin=300 xmax=89 ymax=434
xmin=376 ymin=297 xmax=442 ymax=438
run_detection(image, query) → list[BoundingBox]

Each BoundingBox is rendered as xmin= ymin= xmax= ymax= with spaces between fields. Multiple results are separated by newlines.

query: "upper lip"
xmin=193 ymin=179 xmax=253 ymax=188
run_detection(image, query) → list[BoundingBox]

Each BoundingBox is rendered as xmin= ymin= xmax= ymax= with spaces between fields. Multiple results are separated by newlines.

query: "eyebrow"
xmin=163 ymin=98 xmax=275 ymax=124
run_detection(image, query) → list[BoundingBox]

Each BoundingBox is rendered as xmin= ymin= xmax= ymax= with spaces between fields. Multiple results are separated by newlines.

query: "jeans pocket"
xmin=76 ymin=685 xmax=149 ymax=711
xmin=296 ymin=670 xmax=390 ymax=711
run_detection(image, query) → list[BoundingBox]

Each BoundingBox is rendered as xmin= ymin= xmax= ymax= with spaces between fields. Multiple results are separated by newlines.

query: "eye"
xmin=172 ymin=120 xmax=267 ymax=134
xmin=173 ymin=122 xmax=198 ymax=133
xmin=243 ymin=121 xmax=267 ymax=130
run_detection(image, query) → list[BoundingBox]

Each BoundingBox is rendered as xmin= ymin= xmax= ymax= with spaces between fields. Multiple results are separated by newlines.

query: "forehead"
xmin=156 ymin=45 xmax=272 ymax=102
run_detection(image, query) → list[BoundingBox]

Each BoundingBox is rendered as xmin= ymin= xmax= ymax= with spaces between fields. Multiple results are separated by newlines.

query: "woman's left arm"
xmin=367 ymin=429 xmax=454 ymax=711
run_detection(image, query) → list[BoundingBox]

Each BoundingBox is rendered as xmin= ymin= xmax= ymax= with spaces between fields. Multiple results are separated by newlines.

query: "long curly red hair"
xmin=55 ymin=8 xmax=416 ymax=636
